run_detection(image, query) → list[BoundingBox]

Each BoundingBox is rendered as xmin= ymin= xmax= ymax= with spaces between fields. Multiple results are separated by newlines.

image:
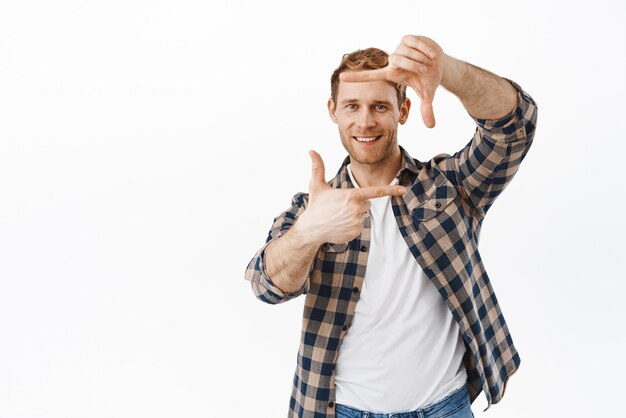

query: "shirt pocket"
xmin=413 ymin=186 xmax=471 ymax=256
xmin=308 ymin=242 xmax=350 ymax=297
xmin=321 ymin=242 xmax=349 ymax=253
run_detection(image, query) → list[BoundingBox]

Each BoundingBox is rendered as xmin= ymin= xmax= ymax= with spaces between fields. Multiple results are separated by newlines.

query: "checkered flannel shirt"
xmin=245 ymin=81 xmax=537 ymax=417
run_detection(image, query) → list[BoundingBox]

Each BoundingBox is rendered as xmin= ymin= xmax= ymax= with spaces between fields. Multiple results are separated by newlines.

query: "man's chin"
xmin=348 ymin=152 xmax=385 ymax=166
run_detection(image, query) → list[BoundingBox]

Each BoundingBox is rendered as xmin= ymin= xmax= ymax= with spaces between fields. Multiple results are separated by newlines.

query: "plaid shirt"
xmin=245 ymin=81 xmax=537 ymax=417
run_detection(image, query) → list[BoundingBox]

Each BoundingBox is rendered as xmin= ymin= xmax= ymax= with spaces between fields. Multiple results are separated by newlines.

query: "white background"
xmin=1 ymin=1 xmax=625 ymax=417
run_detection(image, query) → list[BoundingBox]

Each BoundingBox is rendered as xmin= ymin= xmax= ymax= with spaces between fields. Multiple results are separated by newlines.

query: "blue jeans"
xmin=335 ymin=384 xmax=474 ymax=418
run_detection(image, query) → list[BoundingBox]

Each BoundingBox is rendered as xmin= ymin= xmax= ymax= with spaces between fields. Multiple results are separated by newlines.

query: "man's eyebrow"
xmin=372 ymin=100 xmax=394 ymax=106
xmin=339 ymin=98 xmax=395 ymax=106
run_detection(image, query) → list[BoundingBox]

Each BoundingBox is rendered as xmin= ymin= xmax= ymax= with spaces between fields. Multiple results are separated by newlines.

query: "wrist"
xmin=441 ymin=54 xmax=469 ymax=97
xmin=291 ymin=215 xmax=325 ymax=248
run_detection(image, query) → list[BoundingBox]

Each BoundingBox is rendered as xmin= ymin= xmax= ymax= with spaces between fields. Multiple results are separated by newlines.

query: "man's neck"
xmin=349 ymin=149 xmax=402 ymax=188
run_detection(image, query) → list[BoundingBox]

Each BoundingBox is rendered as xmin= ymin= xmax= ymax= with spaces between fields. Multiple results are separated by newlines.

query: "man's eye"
xmin=375 ymin=104 xmax=387 ymax=111
xmin=346 ymin=104 xmax=357 ymax=110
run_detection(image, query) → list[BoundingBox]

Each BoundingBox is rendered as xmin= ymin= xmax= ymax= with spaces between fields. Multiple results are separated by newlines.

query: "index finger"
xmin=401 ymin=35 xmax=437 ymax=59
xmin=340 ymin=68 xmax=389 ymax=83
xmin=352 ymin=184 xmax=408 ymax=200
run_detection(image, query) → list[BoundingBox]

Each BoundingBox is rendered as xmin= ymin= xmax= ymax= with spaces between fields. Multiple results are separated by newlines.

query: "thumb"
xmin=420 ymin=93 xmax=436 ymax=129
xmin=308 ymin=150 xmax=327 ymax=192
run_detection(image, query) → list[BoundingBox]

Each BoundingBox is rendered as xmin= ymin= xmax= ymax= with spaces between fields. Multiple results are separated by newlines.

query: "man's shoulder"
xmin=407 ymin=152 xmax=453 ymax=184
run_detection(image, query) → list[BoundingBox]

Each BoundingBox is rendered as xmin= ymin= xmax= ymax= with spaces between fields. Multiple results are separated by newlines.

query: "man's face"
xmin=328 ymin=76 xmax=410 ymax=168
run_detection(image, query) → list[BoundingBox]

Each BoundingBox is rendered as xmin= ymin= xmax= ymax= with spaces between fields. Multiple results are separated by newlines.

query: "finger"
xmin=340 ymin=68 xmax=389 ymax=83
xmin=353 ymin=184 xmax=408 ymax=200
xmin=420 ymin=96 xmax=436 ymax=129
xmin=393 ymin=44 xmax=433 ymax=67
xmin=361 ymin=200 xmax=372 ymax=213
xmin=389 ymin=54 xmax=428 ymax=75
xmin=401 ymin=35 xmax=437 ymax=59
xmin=308 ymin=150 xmax=328 ymax=191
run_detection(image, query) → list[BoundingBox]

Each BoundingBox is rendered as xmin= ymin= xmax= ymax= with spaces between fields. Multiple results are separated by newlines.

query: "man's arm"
xmin=437 ymin=42 xmax=537 ymax=215
xmin=441 ymin=55 xmax=518 ymax=120
xmin=263 ymin=218 xmax=321 ymax=294
xmin=244 ymin=192 xmax=312 ymax=305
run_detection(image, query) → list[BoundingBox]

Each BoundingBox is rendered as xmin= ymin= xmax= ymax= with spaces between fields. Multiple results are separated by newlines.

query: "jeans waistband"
xmin=334 ymin=384 xmax=470 ymax=418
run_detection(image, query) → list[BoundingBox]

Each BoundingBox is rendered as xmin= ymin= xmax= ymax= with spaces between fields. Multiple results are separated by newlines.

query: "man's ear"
xmin=399 ymin=98 xmax=411 ymax=125
xmin=327 ymin=98 xmax=338 ymax=123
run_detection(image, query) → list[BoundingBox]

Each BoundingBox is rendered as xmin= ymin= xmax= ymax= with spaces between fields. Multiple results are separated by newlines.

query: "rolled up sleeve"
xmin=439 ymin=79 xmax=538 ymax=216
xmin=244 ymin=192 xmax=311 ymax=304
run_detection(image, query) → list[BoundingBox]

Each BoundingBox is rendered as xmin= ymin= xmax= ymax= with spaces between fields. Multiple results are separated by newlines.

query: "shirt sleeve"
xmin=437 ymin=79 xmax=538 ymax=217
xmin=244 ymin=192 xmax=312 ymax=304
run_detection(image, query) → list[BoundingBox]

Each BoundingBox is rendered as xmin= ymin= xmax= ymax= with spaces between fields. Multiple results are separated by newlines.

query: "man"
xmin=245 ymin=34 xmax=537 ymax=418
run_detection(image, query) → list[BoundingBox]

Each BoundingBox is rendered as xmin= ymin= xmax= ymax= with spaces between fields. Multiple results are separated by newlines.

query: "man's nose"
xmin=356 ymin=110 xmax=376 ymax=129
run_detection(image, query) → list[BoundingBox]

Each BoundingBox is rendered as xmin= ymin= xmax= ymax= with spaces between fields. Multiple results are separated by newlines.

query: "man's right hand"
xmin=294 ymin=150 xmax=407 ymax=245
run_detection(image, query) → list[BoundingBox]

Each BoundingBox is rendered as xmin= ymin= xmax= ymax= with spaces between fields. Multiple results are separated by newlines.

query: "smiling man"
xmin=245 ymin=35 xmax=537 ymax=418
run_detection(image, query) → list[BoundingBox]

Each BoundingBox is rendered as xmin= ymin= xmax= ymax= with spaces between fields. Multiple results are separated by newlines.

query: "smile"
xmin=353 ymin=135 xmax=382 ymax=143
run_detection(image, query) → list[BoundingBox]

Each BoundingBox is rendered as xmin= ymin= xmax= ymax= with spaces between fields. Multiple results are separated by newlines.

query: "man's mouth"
xmin=353 ymin=135 xmax=382 ymax=143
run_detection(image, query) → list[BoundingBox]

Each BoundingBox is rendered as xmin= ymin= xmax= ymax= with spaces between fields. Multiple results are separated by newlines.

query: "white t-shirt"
xmin=334 ymin=165 xmax=468 ymax=413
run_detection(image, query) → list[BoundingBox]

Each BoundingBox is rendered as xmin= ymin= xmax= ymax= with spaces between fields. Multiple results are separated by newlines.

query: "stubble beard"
xmin=340 ymin=129 xmax=399 ymax=168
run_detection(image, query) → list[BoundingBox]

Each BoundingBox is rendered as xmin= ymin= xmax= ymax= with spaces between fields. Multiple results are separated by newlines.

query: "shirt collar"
xmin=329 ymin=146 xmax=421 ymax=189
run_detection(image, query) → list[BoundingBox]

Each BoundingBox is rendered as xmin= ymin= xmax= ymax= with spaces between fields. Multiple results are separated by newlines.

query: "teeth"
xmin=355 ymin=136 xmax=379 ymax=142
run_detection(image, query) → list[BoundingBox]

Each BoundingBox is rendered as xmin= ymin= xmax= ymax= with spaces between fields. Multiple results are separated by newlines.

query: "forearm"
xmin=265 ymin=222 xmax=321 ymax=294
xmin=441 ymin=54 xmax=518 ymax=120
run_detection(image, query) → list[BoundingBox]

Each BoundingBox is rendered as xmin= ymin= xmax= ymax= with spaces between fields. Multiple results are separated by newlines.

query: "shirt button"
xmin=328 ymin=401 xmax=335 ymax=408
xmin=435 ymin=202 xmax=441 ymax=208
xmin=342 ymin=325 xmax=348 ymax=331
xmin=352 ymin=287 xmax=359 ymax=293
xmin=360 ymin=245 xmax=367 ymax=252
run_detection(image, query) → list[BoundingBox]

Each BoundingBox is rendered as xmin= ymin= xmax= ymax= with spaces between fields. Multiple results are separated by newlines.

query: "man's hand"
xmin=341 ymin=34 xmax=518 ymax=122
xmin=340 ymin=35 xmax=445 ymax=128
xmin=295 ymin=150 xmax=407 ymax=245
